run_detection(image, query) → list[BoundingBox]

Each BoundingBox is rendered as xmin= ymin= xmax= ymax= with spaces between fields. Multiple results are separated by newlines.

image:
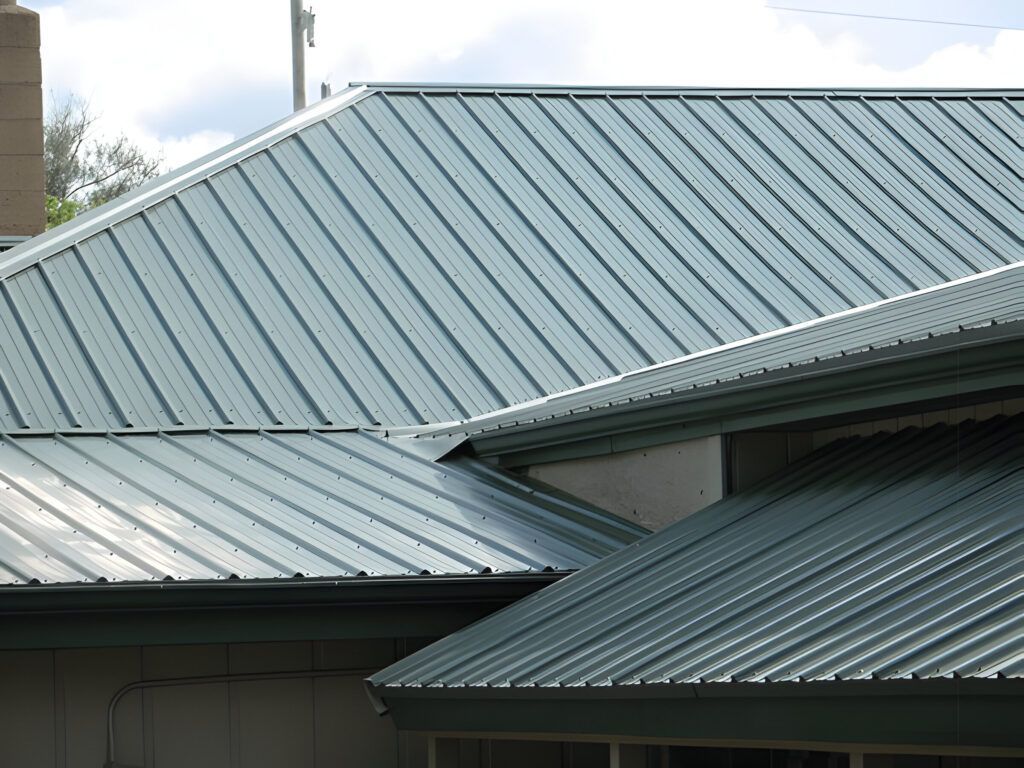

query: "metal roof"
xmin=0 ymin=85 xmax=1020 ymax=432
xmin=0 ymin=428 xmax=642 ymax=585
xmin=370 ymin=414 xmax=1024 ymax=690
xmin=417 ymin=261 xmax=1024 ymax=443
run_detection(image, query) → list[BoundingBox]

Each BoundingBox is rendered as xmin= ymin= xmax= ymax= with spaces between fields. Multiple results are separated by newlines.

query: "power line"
xmin=767 ymin=5 xmax=1024 ymax=32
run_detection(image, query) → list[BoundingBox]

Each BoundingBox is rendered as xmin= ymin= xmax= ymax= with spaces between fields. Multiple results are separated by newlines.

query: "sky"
xmin=23 ymin=0 xmax=1024 ymax=171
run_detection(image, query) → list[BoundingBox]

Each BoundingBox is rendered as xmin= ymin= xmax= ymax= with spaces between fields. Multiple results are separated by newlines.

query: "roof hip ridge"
xmin=0 ymin=85 xmax=372 ymax=281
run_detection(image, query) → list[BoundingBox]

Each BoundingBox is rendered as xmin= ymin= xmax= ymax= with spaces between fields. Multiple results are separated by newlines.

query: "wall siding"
xmin=0 ymin=639 xmax=427 ymax=768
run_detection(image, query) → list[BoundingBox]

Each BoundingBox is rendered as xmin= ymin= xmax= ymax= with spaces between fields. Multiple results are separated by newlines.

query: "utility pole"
xmin=290 ymin=0 xmax=315 ymax=111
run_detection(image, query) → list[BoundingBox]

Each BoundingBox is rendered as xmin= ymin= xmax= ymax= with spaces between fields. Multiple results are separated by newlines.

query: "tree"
xmin=44 ymin=93 xmax=162 ymax=229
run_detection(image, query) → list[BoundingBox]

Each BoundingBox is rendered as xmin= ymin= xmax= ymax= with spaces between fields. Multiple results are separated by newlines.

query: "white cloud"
xmin=28 ymin=0 xmax=1024 ymax=169
xmin=156 ymin=129 xmax=237 ymax=171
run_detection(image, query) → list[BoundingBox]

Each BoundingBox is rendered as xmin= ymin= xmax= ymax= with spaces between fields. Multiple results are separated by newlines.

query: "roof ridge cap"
xmin=351 ymin=81 xmax=1024 ymax=97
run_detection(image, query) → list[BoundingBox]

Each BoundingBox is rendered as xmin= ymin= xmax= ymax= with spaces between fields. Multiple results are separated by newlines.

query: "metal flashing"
xmin=415 ymin=263 xmax=1024 ymax=444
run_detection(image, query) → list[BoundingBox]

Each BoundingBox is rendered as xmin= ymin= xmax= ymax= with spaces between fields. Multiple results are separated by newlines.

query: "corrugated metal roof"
xmin=370 ymin=414 xmax=1024 ymax=689
xmin=1 ymin=85 xmax=1020 ymax=432
xmin=418 ymin=261 xmax=1024 ymax=442
xmin=0 ymin=428 xmax=643 ymax=585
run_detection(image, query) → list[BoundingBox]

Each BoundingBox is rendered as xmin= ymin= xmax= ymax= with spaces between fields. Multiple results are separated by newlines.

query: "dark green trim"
xmin=0 ymin=573 xmax=564 ymax=650
xmin=377 ymin=679 xmax=1024 ymax=751
xmin=485 ymin=332 xmax=1024 ymax=467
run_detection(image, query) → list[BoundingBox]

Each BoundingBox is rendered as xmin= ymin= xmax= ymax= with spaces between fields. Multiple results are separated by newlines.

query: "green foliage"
xmin=43 ymin=92 xmax=162 ymax=229
xmin=45 ymin=194 xmax=81 ymax=230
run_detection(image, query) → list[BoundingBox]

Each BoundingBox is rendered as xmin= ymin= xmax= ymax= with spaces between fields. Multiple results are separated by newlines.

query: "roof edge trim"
xmin=411 ymin=261 xmax=1024 ymax=438
xmin=0 ymin=85 xmax=372 ymax=281
xmin=369 ymin=677 xmax=1024 ymax=701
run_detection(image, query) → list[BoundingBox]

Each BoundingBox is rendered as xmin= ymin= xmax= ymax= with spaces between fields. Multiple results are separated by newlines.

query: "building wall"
xmin=525 ymin=436 xmax=723 ymax=530
xmin=0 ymin=638 xmax=429 ymax=768
xmin=520 ymin=398 xmax=1024 ymax=527
xmin=730 ymin=397 xmax=1024 ymax=492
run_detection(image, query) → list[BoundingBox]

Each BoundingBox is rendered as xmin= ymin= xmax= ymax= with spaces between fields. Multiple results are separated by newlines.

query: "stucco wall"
xmin=0 ymin=638 xmax=429 ymax=768
xmin=525 ymin=435 xmax=723 ymax=530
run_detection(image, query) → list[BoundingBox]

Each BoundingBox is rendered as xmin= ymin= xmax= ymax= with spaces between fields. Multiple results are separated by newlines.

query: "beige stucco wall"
xmin=0 ymin=2 xmax=45 ymax=236
xmin=525 ymin=435 xmax=723 ymax=530
xmin=0 ymin=639 xmax=428 ymax=768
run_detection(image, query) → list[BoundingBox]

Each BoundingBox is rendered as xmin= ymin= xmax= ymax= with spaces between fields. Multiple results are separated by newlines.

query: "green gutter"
xmin=373 ymin=679 xmax=1024 ymax=753
xmin=0 ymin=573 xmax=565 ymax=650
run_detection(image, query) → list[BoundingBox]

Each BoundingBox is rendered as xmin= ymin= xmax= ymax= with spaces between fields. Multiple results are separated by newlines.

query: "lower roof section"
xmin=0 ymin=428 xmax=643 ymax=585
xmin=370 ymin=414 xmax=1024 ymax=693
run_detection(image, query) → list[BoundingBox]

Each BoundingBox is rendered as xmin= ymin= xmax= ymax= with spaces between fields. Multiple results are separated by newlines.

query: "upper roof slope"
xmin=1 ymin=85 xmax=1021 ymax=432
xmin=371 ymin=414 xmax=1024 ymax=690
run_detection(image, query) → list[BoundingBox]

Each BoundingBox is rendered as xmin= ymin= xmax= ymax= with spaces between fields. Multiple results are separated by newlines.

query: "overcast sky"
xmin=24 ymin=0 xmax=1024 ymax=170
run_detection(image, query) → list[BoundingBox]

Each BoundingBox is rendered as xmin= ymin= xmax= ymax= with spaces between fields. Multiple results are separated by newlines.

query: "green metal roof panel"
xmin=419 ymin=262 xmax=1024 ymax=446
xmin=370 ymin=414 xmax=1024 ymax=689
xmin=0 ymin=86 xmax=1020 ymax=432
xmin=0 ymin=429 xmax=643 ymax=585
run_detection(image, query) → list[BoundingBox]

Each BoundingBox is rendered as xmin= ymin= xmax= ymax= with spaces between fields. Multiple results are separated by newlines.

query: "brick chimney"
xmin=0 ymin=0 xmax=45 ymax=241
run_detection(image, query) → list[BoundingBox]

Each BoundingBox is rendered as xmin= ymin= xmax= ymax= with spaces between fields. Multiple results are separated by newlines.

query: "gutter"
xmin=366 ymin=678 xmax=1024 ymax=753
xmin=0 ymin=571 xmax=568 ymax=613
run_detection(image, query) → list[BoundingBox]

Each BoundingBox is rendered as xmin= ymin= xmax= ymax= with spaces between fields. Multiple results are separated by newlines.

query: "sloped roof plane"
xmin=1 ymin=85 xmax=1020 ymax=433
xmin=0 ymin=428 xmax=642 ymax=585
xmin=369 ymin=414 xmax=1024 ymax=691
xmin=0 ymin=83 xmax=1021 ymax=592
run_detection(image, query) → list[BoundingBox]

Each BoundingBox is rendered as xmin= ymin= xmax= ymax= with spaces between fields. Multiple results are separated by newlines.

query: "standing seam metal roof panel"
xmin=0 ymin=86 xmax=1019 ymax=433
xmin=369 ymin=414 xmax=1024 ymax=689
xmin=0 ymin=429 xmax=644 ymax=585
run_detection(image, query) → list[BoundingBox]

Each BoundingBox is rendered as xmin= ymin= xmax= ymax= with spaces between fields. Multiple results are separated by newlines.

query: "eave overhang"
xmin=0 ymin=572 xmax=565 ymax=650
xmin=370 ymin=678 xmax=1024 ymax=754
xmin=478 ymin=323 xmax=1024 ymax=465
